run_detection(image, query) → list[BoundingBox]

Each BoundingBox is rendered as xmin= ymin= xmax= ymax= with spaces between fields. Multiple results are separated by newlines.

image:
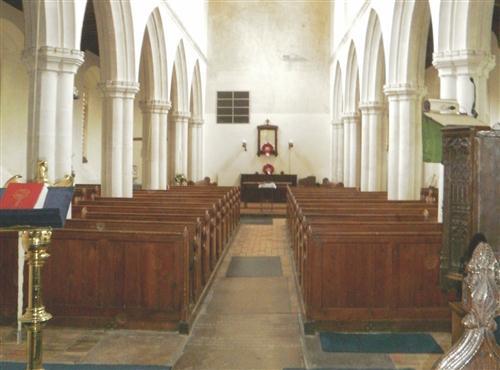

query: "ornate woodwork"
xmin=440 ymin=125 xmax=490 ymax=289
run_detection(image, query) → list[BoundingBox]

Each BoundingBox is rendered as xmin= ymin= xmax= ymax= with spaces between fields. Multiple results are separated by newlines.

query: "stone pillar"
xmin=140 ymin=100 xmax=170 ymax=190
xmin=342 ymin=113 xmax=360 ymax=188
xmin=159 ymin=102 xmax=171 ymax=189
xmin=172 ymin=112 xmax=190 ymax=178
xmin=384 ymin=84 xmax=423 ymax=200
xmin=23 ymin=47 xmax=84 ymax=181
xmin=336 ymin=122 xmax=344 ymax=183
xmin=342 ymin=116 xmax=351 ymax=186
xmin=189 ymin=117 xmax=204 ymax=182
xmin=434 ymin=50 xmax=495 ymax=122
xmin=99 ymin=81 xmax=139 ymax=197
xmin=359 ymin=108 xmax=370 ymax=191
xmin=385 ymin=93 xmax=399 ymax=199
xmin=360 ymin=102 xmax=386 ymax=191
xmin=330 ymin=121 xmax=338 ymax=182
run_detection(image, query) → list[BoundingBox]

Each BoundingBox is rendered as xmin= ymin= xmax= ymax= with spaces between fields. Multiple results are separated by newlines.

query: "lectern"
xmin=0 ymin=181 xmax=73 ymax=370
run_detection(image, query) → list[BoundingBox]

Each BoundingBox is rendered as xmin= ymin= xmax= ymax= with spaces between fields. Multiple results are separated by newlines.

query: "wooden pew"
xmin=286 ymin=187 xmax=450 ymax=333
xmin=302 ymin=230 xmax=449 ymax=331
xmin=64 ymin=218 xmax=206 ymax=303
xmin=75 ymin=204 xmax=225 ymax=266
xmin=1 ymin=186 xmax=240 ymax=333
xmin=0 ymin=228 xmax=192 ymax=331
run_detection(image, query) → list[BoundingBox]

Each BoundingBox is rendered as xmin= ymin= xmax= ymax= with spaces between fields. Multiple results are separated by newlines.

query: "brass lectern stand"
xmin=20 ymin=228 xmax=53 ymax=370
xmin=0 ymin=163 xmax=74 ymax=370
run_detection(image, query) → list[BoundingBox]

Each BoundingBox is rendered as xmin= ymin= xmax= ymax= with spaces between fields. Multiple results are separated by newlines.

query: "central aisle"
xmin=173 ymin=218 xmax=305 ymax=370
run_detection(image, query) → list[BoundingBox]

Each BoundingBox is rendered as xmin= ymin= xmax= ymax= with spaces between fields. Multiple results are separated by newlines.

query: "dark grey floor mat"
xmin=226 ymin=256 xmax=283 ymax=277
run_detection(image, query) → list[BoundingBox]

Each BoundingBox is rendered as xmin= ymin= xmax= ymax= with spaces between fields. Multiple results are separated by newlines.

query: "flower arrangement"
xmin=174 ymin=174 xmax=187 ymax=186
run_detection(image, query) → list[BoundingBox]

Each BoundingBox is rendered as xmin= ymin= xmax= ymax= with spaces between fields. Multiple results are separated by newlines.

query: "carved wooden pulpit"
xmin=440 ymin=125 xmax=490 ymax=290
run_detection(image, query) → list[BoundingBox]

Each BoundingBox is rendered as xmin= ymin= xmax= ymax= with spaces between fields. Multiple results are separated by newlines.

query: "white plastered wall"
xmin=0 ymin=3 xmax=28 ymax=184
xmin=204 ymin=1 xmax=331 ymax=186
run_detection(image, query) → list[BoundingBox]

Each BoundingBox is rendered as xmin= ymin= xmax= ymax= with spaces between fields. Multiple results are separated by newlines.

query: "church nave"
xmin=1 ymin=217 xmax=452 ymax=370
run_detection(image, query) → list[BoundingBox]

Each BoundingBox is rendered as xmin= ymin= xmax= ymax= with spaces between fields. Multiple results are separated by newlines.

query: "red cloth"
xmin=0 ymin=183 xmax=47 ymax=209
xmin=262 ymin=163 xmax=275 ymax=175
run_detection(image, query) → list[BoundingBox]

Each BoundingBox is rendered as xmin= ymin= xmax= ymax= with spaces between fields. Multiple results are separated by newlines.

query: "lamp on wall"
xmin=288 ymin=140 xmax=294 ymax=149
xmin=242 ymin=139 xmax=247 ymax=152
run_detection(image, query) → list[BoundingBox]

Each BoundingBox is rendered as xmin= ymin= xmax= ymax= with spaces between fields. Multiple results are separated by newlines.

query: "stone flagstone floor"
xmin=0 ymin=218 xmax=451 ymax=369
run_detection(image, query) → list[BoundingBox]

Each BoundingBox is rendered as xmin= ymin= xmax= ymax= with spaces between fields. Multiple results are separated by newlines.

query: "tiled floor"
xmin=0 ymin=327 xmax=185 ymax=366
xmin=0 ymin=218 xmax=451 ymax=369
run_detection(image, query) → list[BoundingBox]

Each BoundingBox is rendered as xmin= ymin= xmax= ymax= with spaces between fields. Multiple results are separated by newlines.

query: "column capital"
xmin=189 ymin=116 xmax=204 ymax=126
xmin=341 ymin=112 xmax=359 ymax=121
xmin=140 ymin=100 xmax=171 ymax=113
xmin=384 ymin=83 xmax=425 ymax=99
xmin=172 ymin=111 xmax=191 ymax=122
xmin=359 ymin=101 xmax=385 ymax=114
xmin=99 ymin=80 xmax=140 ymax=98
xmin=23 ymin=46 xmax=85 ymax=73
xmin=433 ymin=49 xmax=495 ymax=77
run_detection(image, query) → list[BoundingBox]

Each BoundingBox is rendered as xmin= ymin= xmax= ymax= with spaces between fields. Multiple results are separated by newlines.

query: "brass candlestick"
xmin=20 ymin=228 xmax=53 ymax=370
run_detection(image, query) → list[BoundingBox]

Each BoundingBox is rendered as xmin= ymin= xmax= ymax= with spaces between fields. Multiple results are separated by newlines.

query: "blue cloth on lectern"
xmin=0 ymin=187 xmax=73 ymax=228
xmin=44 ymin=187 xmax=74 ymax=220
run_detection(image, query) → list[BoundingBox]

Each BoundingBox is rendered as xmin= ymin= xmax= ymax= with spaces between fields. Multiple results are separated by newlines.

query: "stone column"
xmin=359 ymin=107 xmax=370 ymax=191
xmin=384 ymin=84 xmax=424 ymax=200
xmin=330 ymin=121 xmax=337 ymax=182
xmin=99 ymin=81 xmax=139 ymax=197
xmin=434 ymin=50 xmax=495 ymax=122
xmin=159 ymin=102 xmax=171 ymax=189
xmin=336 ymin=121 xmax=344 ymax=184
xmin=23 ymin=47 xmax=84 ymax=181
xmin=140 ymin=100 xmax=170 ymax=190
xmin=172 ymin=112 xmax=190 ymax=178
xmin=342 ymin=116 xmax=351 ymax=186
xmin=189 ymin=117 xmax=204 ymax=182
xmin=342 ymin=112 xmax=360 ymax=188
xmin=359 ymin=102 xmax=386 ymax=191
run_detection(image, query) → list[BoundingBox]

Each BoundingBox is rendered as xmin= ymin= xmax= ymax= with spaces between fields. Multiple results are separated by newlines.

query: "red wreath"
xmin=262 ymin=163 xmax=275 ymax=175
xmin=261 ymin=142 xmax=274 ymax=157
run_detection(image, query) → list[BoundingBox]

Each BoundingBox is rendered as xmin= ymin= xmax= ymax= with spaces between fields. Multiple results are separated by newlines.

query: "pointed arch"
xmin=344 ymin=41 xmax=360 ymax=112
xmin=93 ymin=0 xmax=137 ymax=81
xmin=139 ymin=7 xmax=168 ymax=102
xmin=172 ymin=40 xmax=189 ymax=114
xmin=332 ymin=62 xmax=343 ymax=121
xmin=189 ymin=60 xmax=203 ymax=119
xmin=388 ymin=1 xmax=431 ymax=86
xmin=361 ymin=9 xmax=386 ymax=103
xmin=433 ymin=0 xmax=495 ymax=52
xmin=23 ymin=0 xmax=87 ymax=50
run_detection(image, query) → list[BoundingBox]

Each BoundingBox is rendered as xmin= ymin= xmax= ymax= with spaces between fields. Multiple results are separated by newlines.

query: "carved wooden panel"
xmin=440 ymin=125 xmax=489 ymax=289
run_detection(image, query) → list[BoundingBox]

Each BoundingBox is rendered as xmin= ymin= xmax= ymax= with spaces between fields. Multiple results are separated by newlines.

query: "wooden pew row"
xmin=74 ymin=199 xmax=238 ymax=302
xmin=302 ymin=230 xmax=450 ymax=332
xmin=64 ymin=219 xmax=207 ymax=303
xmin=0 ymin=228 xmax=192 ymax=331
xmin=75 ymin=198 xmax=237 ymax=286
xmin=78 ymin=195 xmax=238 ymax=239
xmin=74 ymin=200 xmax=232 ymax=255
xmin=292 ymin=221 xmax=442 ymax=298
xmin=286 ymin=187 xmax=450 ymax=332
xmin=1 ymin=187 xmax=240 ymax=333
xmin=73 ymin=184 xmax=100 ymax=203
